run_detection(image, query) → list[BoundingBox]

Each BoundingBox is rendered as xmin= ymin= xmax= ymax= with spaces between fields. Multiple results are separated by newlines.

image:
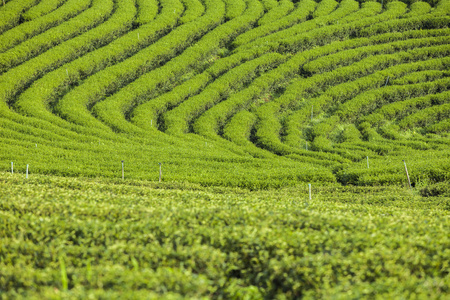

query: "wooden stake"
xmin=11 ymin=162 xmax=13 ymax=174
xmin=121 ymin=160 xmax=124 ymax=180
xmin=159 ymin=163 xmax=162 ymax=182
xmin=403 ymin=160 xmax=412 ymax=189
xmin=26 ymin=164 xmax=29 ymax=179
xmin=308 ymin=183 xmax=311 ymax=200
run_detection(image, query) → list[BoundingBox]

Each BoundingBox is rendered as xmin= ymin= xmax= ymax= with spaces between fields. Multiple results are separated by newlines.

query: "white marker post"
xmin=26 ymin=164 xmax=29 ymax=179
xmin=308 ymin=184 xmax=312 ymax=200
xmin=11 ymin=162 xmax=13 ymax=174
xmin=403 ymin=160 xmax=412 ymax=189
xmin=121 ymin=160 xmax=124 ymax=180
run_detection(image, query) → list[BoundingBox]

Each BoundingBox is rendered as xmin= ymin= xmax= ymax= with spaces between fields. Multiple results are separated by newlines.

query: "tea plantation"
xmin=0 ymin=0 xmax=449 ymax=298
xmin=1 ymin=173 xmax=449 ymax=298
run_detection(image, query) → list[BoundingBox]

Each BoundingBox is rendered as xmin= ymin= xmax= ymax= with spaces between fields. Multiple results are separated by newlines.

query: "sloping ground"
xmin=0 ymin=0 xmax=449 ymax=189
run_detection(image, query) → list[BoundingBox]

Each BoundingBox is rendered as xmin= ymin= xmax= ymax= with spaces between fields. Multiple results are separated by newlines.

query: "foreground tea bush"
xmin=0 ymin=0 xmax=449 ymax=201
xmin=0 ymin=173 xmax=449 ymax=298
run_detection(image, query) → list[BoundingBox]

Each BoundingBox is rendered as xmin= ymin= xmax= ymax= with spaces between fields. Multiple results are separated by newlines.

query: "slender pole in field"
xmin=26 ymin=164 xmax=29 ymax=179
xmin=367 ymin=156 xmax=369 ymax=169
xmin=305 ymin=141 xmax=308 ymax=151
xmin=2 ymin=1 xmax=4 ymax=6
xmin=159 ymin=163 xmax=162 ymax=182
xmin=308 ymin=184 xmax=312 ymax=200
xmin=403 ymin=160 xmax=412 ymax=189
xmin=384 ymin=76 xmax=390 ymax=87
xmin=121 ymin=160 xmax=124 ymax=180
xmin=11 ymin=162 xmax=13 ymax=174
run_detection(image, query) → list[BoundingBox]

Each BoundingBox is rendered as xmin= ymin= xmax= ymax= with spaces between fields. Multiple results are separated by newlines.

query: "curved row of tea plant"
xmin=0 ymin=0 xmax=448 ymax=189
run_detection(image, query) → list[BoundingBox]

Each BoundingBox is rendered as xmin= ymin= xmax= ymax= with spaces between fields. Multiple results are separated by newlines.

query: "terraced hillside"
xmin=1 ymin=0 xmax=449 ymax=189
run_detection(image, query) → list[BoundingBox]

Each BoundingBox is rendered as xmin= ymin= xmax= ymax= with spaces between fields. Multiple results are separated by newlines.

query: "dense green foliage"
xmin=0 ymin=0 xmax=449 ymax=297
xmin=1 ymin=173 xmax=449 ymax=298
xmin=0 ymin=0 xmax=449 ymax=189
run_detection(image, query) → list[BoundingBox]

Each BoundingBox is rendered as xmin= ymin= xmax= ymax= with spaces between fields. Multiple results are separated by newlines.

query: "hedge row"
xmin=392 ymin=69 xmax=449 ymax=84
xmin=257 ymin=0 xmax=294 ymax=26
xmin=302 ymin=34 xmax=450 ymax=75
xmin=222 ymin=110 xmax=278 ymax=158
xmin=131 ymin=48 xmax=267 ymax=131
xmin=0 ymin=0 xmax=109 ymax=73
xmin=399 ymin=102 xmax=450 ymax=129
xmin=163 ymin=53 xmax=283 ymax=135
xmin=363 ymin=90 xmax=450 ymax=126
xmin=0 ymin=0 xmax=38 ymax=34
xmin=0 ymin=0 xmax=91 ymax=54
xmin=277 ymin=1 xmax=411 ymax=53
xmin=9 ymin=0 xmax=137 ymax=132
xmin=235 ymin=15 xmax=433 ymax=156
xmin=337 ymin=77 xmax=450 ymax=121
xmin=17 ymin=0 xmax=183 ymax=132
xmin=0 ymin=0 xmax=128 ymax=106
xmin=55 ymin=0 xmax=223 ymax=133
xmin=236 ymin=0 xmax=368 ymax=53
xmin=92 ymin=0 xmax=268 ymax=134
xmin=222 ymin=0 xmax=247 ymax=19
xmin=134 ymin=0 xmax=158 ymax=25
xmin=232 ymin=0 xmax=316 ymax=48
xmin=308 ymin=79 xmax=450 ymax=156
xmin=21 ymin=0 xmax=68 ymax=21
xmin=283 ymin=55 xmax=450 ymax=147
xmin=191 ymin=53 xmax=286 ymax=138
xmin=178 ymin=0 xmax=206 ymax=25
xmin=401 ymin=1 xmax=432 ymax=18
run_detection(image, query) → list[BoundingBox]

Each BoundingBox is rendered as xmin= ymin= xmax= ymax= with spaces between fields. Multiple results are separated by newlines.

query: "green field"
xmin=0 ymin=0 xmax=449 ymax=297
xmin=1 ymin=173 xmax=449 ymax=298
